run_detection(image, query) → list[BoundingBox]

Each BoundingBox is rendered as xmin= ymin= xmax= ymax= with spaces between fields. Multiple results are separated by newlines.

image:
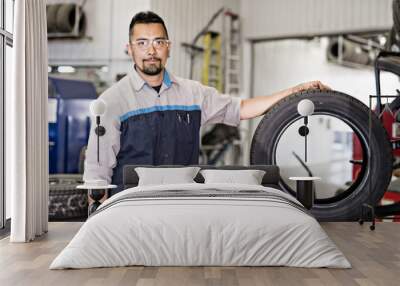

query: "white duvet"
xmin=50 ymin=183 xmax=351 ymax=269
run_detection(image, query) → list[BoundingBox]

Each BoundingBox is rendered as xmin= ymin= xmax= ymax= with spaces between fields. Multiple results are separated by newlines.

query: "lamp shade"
xmin=90 ymin=99 xmax=107 ymax=116
xmin=297 ymin=99 xmax=315 ymax=116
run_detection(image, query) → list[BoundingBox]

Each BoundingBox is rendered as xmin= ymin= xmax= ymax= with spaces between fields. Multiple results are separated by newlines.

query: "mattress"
xmin=50 ymin=183 xmax=351 ymax=269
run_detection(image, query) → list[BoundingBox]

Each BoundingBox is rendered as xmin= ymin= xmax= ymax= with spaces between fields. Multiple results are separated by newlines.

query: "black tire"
xmin=47 ymin=4 xmax=61 ymax=33
xmin=49 ymin=174 xmax=87 ymax=220
xmin=56 ymin=4 xmax=78 ymax=33
xmin=250 ymin=90 xmax=393 ymax=221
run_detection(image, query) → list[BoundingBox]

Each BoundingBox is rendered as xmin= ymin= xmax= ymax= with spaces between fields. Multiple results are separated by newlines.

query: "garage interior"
xmin=1 ymin=0 xmax=400 ymax=285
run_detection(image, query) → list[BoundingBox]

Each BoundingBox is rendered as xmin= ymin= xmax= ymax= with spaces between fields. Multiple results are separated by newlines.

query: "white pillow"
xmin=135 ymin=167 xmax=201 ymax=186
xmin=200 ymin=169 xmax=266 ymax=185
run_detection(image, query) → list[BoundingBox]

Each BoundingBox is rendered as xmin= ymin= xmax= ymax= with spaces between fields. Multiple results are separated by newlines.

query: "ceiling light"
xmin=57 ymin=66 xmax=76 ymax=73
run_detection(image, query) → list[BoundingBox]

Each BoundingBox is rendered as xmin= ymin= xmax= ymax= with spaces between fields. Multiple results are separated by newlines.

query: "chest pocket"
xmin=175 ymin=111 xmax=195 ymax=145
xmin=120 ymin=115 xmax=154 ymax=161
xmin=171 ymin=110 xmax=201 ymax=164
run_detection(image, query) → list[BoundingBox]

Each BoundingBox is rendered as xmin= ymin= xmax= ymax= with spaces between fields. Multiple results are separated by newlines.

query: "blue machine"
xmin=48 ymin=77 xmax=97 ymax=174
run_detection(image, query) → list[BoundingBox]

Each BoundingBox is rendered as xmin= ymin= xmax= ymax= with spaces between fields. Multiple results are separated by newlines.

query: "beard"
xmin=139 ymin=58 xmax=163 ymax=75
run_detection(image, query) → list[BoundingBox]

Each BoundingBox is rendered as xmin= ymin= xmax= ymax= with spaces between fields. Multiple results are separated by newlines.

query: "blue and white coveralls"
xmin=83 ymin=66 xmax=241 ymax=195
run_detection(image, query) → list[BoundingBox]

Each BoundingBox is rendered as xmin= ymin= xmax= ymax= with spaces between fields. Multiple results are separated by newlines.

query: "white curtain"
xmin=7 ymin=0 xmax=49 ymax=242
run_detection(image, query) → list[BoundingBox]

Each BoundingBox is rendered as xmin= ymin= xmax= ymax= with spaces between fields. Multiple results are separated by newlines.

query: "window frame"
xmin=0 ymin=0 xmax=14 ymax=232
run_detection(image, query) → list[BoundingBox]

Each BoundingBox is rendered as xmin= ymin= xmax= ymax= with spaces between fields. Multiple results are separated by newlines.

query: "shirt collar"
xmin=129 ymin=65 xmax=178 ymax=92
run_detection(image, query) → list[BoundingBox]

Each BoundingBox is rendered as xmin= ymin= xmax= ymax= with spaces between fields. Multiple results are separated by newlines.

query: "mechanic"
xmin=83 ymin=11 xmax=330 ymax=195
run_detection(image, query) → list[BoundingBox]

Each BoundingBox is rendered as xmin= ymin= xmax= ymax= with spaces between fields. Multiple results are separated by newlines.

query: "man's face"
xmin=128 ymin=23 xmax=170 ymax=76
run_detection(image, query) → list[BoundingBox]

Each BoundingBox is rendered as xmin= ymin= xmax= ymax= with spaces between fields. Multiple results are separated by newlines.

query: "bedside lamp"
xmin=289 ymin=98 xmax=319 ymax=210
xmin=297 ymin=99 xmax=315 ymax=163
xmin=77 ymin=99 xmax=116 ymax=216
xmin=90 ymin=99 xmax=107 ymax=163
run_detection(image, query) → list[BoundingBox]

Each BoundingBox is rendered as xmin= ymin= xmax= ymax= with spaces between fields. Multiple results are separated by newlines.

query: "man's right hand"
xmin=291 ymin=80 xmax=331 ymax=94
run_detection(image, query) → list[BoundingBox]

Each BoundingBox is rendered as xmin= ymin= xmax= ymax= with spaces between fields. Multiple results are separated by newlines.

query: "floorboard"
xmin=0 ymin=222 xmax=399 ymax=286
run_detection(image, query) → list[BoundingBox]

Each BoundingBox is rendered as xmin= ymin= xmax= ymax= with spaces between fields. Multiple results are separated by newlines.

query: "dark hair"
xmin=129 ymin=11 xmax=169 ymax=42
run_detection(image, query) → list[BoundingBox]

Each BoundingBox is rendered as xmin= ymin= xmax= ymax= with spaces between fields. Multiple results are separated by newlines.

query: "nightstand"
xmin=77 ymin=184 xmax=117 ymax=216
xmin=289 ymin=177 xmax=320 ymax=210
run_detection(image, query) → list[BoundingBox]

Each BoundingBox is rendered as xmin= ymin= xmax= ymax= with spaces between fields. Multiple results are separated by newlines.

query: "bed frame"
xmin=122 ymin=165 xmax=282 ymax=190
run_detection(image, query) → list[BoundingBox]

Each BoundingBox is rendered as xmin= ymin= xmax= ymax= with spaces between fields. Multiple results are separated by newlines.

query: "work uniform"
xmin=83 ymin=66 xmax=241 ymax=195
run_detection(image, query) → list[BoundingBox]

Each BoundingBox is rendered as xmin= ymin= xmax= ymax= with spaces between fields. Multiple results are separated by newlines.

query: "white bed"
xmin=50 ymin=183 xmax=351 ymax=269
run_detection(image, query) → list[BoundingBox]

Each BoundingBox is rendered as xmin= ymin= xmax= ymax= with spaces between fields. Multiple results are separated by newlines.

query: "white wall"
xmin=252 ymin=39 xmax=399 ymax=106
xmin=241 ymin=0 xmax=393 ymax=41
xmin=47 ymin=0 xmax=151 ymax=82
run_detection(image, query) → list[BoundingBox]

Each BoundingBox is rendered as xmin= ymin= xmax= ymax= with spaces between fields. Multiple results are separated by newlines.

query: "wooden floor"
xmin=0 ymin=222 xmax=399 ymax=286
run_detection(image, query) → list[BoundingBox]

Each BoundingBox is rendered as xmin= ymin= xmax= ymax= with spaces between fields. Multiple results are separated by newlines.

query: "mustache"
xmin=143 ymin=57 xmax=161 ymax=62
